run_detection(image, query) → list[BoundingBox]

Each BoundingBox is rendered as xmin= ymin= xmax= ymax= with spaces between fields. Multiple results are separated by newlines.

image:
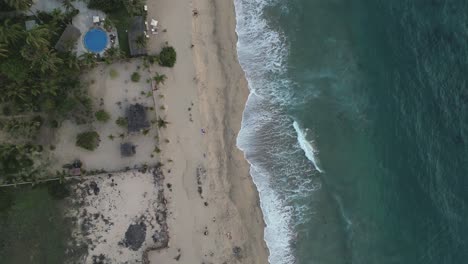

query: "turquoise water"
xmin=235 ymin=0 xmax=468 ymax=263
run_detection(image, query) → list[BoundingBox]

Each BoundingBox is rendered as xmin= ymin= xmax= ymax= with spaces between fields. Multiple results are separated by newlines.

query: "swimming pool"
xmin=84 ymin=28 xmax=108 ymax=53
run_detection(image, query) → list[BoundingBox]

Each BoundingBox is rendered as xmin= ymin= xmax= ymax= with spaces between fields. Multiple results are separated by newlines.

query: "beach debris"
xmin=233 ymin=246 xmax=242 ymax=259
xmin=92 ymin=254 xmax=109 ymax=264
xmin=196 ymin=165 xmax=206 ymax=198
xmin=122 ymin=222 xmax=147 ymax=251
xmin=89 ymin=181 xmax=100 ymax=195
xmin=174 ymin=253 xmax=181 ymax=261
xmin=192 ymin=9 xmax=199 ymax=16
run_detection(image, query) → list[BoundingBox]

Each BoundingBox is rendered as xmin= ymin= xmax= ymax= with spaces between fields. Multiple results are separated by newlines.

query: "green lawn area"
xmin=0 ymin=183 xmax=78 ymax=264
xmin=108 ymin=9 xmax=131 ymax=56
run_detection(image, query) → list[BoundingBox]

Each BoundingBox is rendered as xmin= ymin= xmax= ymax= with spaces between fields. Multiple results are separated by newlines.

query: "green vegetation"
xmin=0 ymin=184 xmax=74 ymax=264
xmin=116 ymin=116 xmax=128 ymax=127
xmin=0 ymin=144 xmax=43 ymax=183
xmin=153 ymin=72 xmax=167 ymax=85
xmin=88 ymin=0 xmax=146 ymax=56
xmin=159 ymin=46 xmax=177 ymax=67
xmin=157 ymin=117 xmax=169 ymax=128
xmin=135 ymin=34 xmax=147 ymax=48
xmin=109 ymin=68 xmax=119 ymax=79
xmin=0 ymin=116 xmax=43 ymax=139
xmin=0 ymin=10 xmax=92 ymax=128
xmin=131 ymin=71 xmax=141 ymax=82
xmin=95 ymin=109 xmax=111 ymax=122
xmin=104 ymin=46 xmax=123 ymax=64
xmin=3 ymin=0 xmax=32 ymax=11
xmin=75 ymin=131 xmax=100 ymax=151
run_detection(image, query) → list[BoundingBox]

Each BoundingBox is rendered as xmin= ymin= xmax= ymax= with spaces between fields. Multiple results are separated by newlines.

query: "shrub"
xmin=109 ymin=68 xmax=119 ymax=79
xmin=2 ymin=106 xmax=11 ymax=116
xmin=131 ymin=72 xmax=141 ymax=82
xmin=87 ymin=0 xmax=123 ymax=12
xmin=95 ymin=110 xmax=110 ymax=122
xmin=147 ymin=55 xmax=159 ymax=64
xmin=76 ymin=131 xmax=100 ymax=151
xmin=32 ymin=115 xmax=44 ymax=128
xmin=50 ymin=120 xmax=59 ymax=128
xmin=47 ymin=181 xmax=70 ymax=200
xmin=116 ymin=116 xmax=128 ymax=127
xmin=159 ymin=46 xmax=177 ymax=67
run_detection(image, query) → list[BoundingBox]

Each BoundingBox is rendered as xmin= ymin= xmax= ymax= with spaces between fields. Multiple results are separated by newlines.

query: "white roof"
xmin=150 ymin=19 xmax=158 ymax=27
xmin=144 ymin=5 xmax=148 ymax=11
xmin=93 ymin=16 xmax=100 ymax=23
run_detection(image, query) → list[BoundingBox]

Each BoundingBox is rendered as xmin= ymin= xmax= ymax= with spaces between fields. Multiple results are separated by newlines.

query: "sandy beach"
xmin=145 ymin=0 xmax=269 ymax=263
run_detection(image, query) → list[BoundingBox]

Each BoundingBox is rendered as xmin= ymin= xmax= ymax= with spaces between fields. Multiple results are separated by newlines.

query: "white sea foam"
xmin=292 ymin=121 xmax=324 ymax=173
xmin=237 ymin=93 xmax=296 ymax=264
xmin=234 ymin=0 xmax=296 ymax=263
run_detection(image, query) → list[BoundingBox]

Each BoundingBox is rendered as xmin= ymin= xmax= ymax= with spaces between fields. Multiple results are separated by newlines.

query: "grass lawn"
xmin=0 ymin=183 xmax=79 ymax=264
xmin=108 ymin=9 xmax=131 ymax=56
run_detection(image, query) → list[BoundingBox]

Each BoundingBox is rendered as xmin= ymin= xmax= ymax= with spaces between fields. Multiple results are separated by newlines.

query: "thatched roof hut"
xmin=128 ymin=16 xmax=147 ymax=57
xmin=126 ymin=104 xmax=150 ymax=132
xmin=120 ymin=143 xmax=136 ymax=157
xmin=55 ymin=24 xmax=81 ymax=52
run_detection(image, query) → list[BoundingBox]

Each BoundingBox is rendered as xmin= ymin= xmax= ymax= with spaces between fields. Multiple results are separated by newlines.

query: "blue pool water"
xmin=84 ymin=28 xmax=108 ymax=53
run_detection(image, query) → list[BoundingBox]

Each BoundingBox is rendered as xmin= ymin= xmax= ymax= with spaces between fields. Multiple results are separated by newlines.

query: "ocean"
xmin=235 ymin=0 xmax=468 ymax=263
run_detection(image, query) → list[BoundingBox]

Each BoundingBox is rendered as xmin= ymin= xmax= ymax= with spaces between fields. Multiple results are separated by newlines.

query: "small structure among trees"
xmin=55 ymin=24 xmax=81 ymax=52
xmin=120 ymin=142 xmax=136 ymax=157
xmin=126 ymin=104 xmax=150 ymax=133
xmin=128 ymin=16 xmax=147 ymax=57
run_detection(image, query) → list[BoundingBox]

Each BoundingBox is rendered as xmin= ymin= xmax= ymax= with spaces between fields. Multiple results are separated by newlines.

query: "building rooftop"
xmin=126 ymin=104 xmax=150 ymax=133
xmin=120 ymin=143 xmax=136 ymax=157
xmin=55 ymin=24 xmax=81 ymax=52
xmin=128 ymin=16 xmax=147 ymax=57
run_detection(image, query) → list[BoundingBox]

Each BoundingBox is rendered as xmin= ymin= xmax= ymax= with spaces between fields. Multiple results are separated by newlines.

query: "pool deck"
xmin=30 ymin=0 xmax=118 ymax=55
xmin=72 ymin=1 xmax=118 ymax=56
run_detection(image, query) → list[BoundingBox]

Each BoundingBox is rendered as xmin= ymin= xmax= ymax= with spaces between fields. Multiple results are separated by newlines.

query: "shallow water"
xmin=235 ymin=0 xmax=468 ymax=263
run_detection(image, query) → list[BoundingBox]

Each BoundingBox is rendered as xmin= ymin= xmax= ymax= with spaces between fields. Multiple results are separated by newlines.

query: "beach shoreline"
xmin=145 ymin=0 xmax=269 ymax=263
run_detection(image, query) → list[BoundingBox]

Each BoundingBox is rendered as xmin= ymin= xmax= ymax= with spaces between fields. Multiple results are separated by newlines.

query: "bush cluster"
xmin=76 ymin=131 xmax=100 ymax=151
xmin=131 ymin=72 xmax=141 ymax=82
xmin=159 ymin=46 xmax=177 ymax=67
xmin=95 ymin=110 xmax=110 ymax=122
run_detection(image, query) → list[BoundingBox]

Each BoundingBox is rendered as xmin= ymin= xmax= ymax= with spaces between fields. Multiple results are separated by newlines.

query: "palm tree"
xmin=32 ymin=49 xmax=63 ymax=73
xmin=65 ymin=52 xmax=80 ymax=69
xmin=153 ymin=72 xmax=167 ymax=85
xmin=0 ymin=44 xmax=8 ymax=58
xmin=157 ymin=116 xmax=169 ymax=128
xmin=103 ymin=17 xmax=116 ymax=31
xmin=135 ymin=34 xmax=147 ymax=48
xmin=61 ymin=0 xmax=75 ymax=12
xmin=4 ymin=83 xmax=28 ymax=102
xmin=50 ymin=8 xmax=66 ymax=27
xmin=104 ymin=46 xmax=122 ymax=62
xmin=79 ymin=52 xmax=97 ymax=67
xmin=0 ymin=19 xmax=23 ymax=44
xmin=4 ymin=0 xmax=32 ymax=11
xmin=24 ymin=26 xmax=50 ymax=49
